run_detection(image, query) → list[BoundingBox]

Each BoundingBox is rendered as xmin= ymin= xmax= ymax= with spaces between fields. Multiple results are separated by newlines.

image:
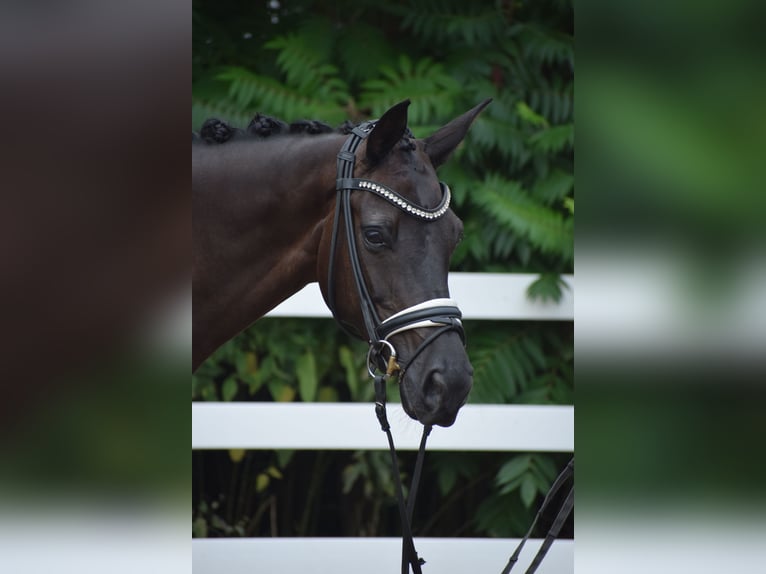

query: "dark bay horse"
xmin=193 ymin=99 xmax=489 ymax=427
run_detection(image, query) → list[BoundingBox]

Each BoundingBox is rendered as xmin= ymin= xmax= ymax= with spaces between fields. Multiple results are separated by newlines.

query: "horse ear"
xmin=365 ymin=99 xmax=411 ymax=164
xmin=424 ymin=98 xmax=492 ymax=167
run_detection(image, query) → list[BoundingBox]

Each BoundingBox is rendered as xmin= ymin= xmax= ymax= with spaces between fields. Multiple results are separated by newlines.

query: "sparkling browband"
xmin=336 ymin=177 xmax=451 ymax=221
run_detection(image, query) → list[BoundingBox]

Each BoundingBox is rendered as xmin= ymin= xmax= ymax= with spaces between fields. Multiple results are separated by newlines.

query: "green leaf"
xmin=210 ymin=514 xmax=229 ymax=532
xmin=228 ymin=449 xmax=245 ymax=463
xmin=497 ymin=454 xmax=532 ymax=486
xmin=222 ymin=376 xmax=238 ymax=402
xmin=338 ymin=345 xmax=359 ymax=396
xmin=526 ymin=273 xmax=565 ymax=303
xmin=296 ymin=350 xmax=318 ymax=402
xmin=516 ymin=101 xmax=549 ymax=127
xmin=529 ymin=123 xmax=574 ymax=154
xmin=255 ymin=473 xmax=270 ymax=493
xmin=268 ymin=380 xmax=296 ymax=403
xmin=531 ymin=169 xmax=574 ymax=205
xmin=520 ymin=473 xmax=537 ymax=508
xmin=200 ymin=384 xmax=218 ymax=402
xmin=266 ymin=465 xmax=283 ymax=479
xmin=275 ymin=449 xmax=295 ymax=468
xmin=520 ymin=335 xmax=547 ymax=370
xmin=192 ymin=516 xmax=208 ymax=538
xmin=533 ymin=455 xmax=558 ymax=483
xmin=235 ymin=351 xmax=263 ymax=393
xmin=475 ymin=491 xmax=532 ymax=537
xmin=192 ymin=373 xmax=215 ymax=401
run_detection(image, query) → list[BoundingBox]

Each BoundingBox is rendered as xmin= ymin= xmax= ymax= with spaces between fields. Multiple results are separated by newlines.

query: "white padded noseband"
xmin=378 ymin=298 xmax=463 ymax=340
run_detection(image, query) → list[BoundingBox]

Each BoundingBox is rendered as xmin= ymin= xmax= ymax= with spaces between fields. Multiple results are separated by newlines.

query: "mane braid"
xmin=194 ymin=114 xmax=339 ymax=145
xmin=192 ymin=114 xmax=415 ymax=146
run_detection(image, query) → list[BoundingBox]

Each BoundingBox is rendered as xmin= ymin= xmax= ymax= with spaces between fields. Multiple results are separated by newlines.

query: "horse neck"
xmin=193 ymin=134 xmax=345 ymax=368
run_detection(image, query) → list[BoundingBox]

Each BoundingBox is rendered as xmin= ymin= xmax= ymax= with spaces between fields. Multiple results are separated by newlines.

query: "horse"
xmin=192 ymin=98 xmax=490 ymax=428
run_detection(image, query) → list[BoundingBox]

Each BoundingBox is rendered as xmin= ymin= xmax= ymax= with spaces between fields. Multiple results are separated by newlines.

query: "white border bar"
xmin=192 ymin=403 xmax=573 ymax=452
xmin=192 ymin=537 xmax=574 ymax=574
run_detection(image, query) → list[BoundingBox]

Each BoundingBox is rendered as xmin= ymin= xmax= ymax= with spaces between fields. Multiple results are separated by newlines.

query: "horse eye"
xmin=363 ymin=228 xmax=387 ymax=247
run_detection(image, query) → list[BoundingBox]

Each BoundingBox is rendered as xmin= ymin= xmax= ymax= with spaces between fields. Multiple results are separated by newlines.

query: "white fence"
xmin=192 ymin=273 xmax=574 ymax=574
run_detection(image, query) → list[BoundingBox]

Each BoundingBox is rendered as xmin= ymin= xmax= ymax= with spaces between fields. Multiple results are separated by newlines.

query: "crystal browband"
xmin=336 ymin=177 xmax=451 ymax=221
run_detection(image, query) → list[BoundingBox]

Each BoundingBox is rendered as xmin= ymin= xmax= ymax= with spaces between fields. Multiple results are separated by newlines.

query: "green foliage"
xmin=527 ymin=273 xmax=571 ymax=304
xmin=496 ymin=454 xmax=558 ymax=507
xmin=360 ymin=55 xmax=462 ymax=123
xmin=191 ymin=318 xmax=374 ymax=405
xmin=475 ymin=490 xmax=533 ymax=537
xmin=391 ymin=0 xmax=507 ymax=47
xmin=216 ymin=62 xmax=349 ymax=126
xmin=193 ymin=0 xmax=573 ymax=271
xmin=472 ymin=175 xmax=573 ymax=263
xmin=466 ymin=322 xmax=573 ymax=406
xmin=193 ymin=0 xmax=573 ymax=540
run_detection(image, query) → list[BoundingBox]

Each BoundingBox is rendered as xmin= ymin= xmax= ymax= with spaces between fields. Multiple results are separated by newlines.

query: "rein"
xmin=502 ymin=457 xmax=574 ymax=574
xmin=326 ymin=122 xmax=464 ymax=574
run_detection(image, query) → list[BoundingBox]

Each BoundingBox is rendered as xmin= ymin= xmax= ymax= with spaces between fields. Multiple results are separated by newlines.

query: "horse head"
xmin=318 ymin=99 xmax=490 ymax=427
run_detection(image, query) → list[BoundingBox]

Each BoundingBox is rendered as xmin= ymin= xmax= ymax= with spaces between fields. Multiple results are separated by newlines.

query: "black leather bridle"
xmin=327 ymin=121 xmax=465 ymax=361
xmin=326 ymin=121 xmax=465 ymax=574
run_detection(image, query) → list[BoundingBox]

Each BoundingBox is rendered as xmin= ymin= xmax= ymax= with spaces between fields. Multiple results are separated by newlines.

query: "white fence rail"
xmin=192 ymin=403 xmax=573 ymax=452
xmin=193 ymin=273 xmax=574 ymax=574
xmin=267 ymin=272 xmax=574 ymax=320
xmin=193 ymin=538 xmax=574 ymax=574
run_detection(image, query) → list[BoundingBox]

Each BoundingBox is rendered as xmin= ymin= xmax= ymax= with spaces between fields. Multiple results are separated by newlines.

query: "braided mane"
xmin=192 ymin=113 xmax=414 ymax=146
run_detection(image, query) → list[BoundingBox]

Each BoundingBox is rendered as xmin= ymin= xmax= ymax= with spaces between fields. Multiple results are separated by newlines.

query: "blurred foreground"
xmin=577 ymin=0 xmax=766 ymax=572
xmin=0 ymin=2 xmax=189 ymax=573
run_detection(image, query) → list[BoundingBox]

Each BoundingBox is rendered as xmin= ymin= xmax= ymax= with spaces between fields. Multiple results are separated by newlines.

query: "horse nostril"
xmin=423 ymin=370 xmax=447 ymax=413
xmin=418 ymin=366 xmax=473 ymax=427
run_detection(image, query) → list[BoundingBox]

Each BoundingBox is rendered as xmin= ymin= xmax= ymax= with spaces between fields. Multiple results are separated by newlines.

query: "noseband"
xmin=325 ymin=122 xmax=465 ymax=574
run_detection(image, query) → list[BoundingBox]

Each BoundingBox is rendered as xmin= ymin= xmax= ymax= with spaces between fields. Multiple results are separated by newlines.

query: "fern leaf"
xmin=360 ymin=55 xmax=460 ymax=125
xmin=531 ymin=169 xmax=574 ymax=205
xmin=526 ymin=273 xmax=568 ymax=304
xmin=473 ymin=175 xmax=573 ymax=262
xmin=528 ymin=123 xmax=574 ymax=154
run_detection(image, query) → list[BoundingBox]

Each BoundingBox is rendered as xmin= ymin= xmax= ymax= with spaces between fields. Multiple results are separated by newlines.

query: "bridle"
xmin=327 ymin=121 xmax=465 ymax=368
xmin=326 ymin=121 xmax=465 ymax=574
xmin=325 ymin=122 xmax=574 ymax=574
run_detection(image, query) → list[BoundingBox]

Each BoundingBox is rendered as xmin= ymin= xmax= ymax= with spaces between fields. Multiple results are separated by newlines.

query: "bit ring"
xmin=367 ymin=339 xmax=398 ymax=377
